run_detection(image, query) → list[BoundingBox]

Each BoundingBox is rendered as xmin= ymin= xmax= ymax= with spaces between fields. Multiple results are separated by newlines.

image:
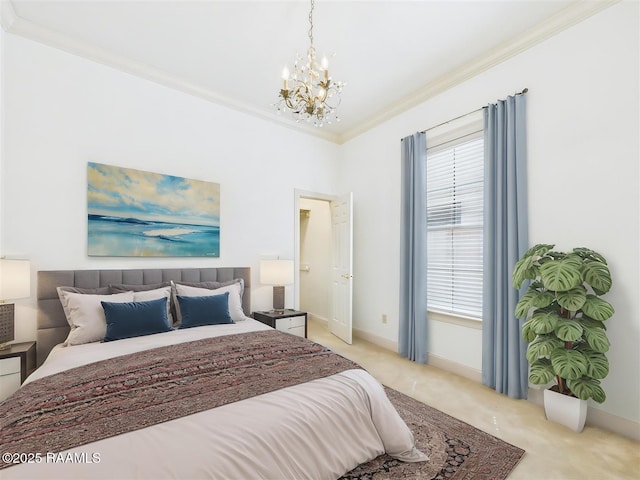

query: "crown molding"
xmin=0 ymin=0 xmax=17 ymax=31
xmin=0 ymin=0 xmax=340 ymax=144
xmin=1 ymin=0 xmax=620 ymax=145
xmin=337 ymin=0 xmax=621 ymax=144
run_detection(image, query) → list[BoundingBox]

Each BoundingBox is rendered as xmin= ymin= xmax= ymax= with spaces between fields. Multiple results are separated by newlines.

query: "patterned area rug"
xmin=341 ymin=388 xmax=525 ymax=480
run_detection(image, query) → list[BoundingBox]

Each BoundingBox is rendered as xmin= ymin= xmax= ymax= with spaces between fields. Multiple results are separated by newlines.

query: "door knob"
xmin=341 ymin=274 xmax=353 ymax=279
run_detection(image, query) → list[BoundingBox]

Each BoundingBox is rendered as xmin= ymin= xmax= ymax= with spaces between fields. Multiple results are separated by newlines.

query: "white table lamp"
xmin=0 ymin=259 xmax=31 ymax=349
xmin=260 ymin=259 xmax=294 ymax=313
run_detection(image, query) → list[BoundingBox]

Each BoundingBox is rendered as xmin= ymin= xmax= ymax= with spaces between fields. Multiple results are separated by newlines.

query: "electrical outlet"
xmin=382 ymin=314 xmax=387 ymax=324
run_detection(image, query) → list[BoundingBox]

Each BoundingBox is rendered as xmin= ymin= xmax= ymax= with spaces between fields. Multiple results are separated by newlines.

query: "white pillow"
xmin=132 ymin=286 xmax=173 ymax=324
xmin=174 ymin=282 xmax=245 ymax=322
xmin=58 ymin=290 xmax=135 ymax=346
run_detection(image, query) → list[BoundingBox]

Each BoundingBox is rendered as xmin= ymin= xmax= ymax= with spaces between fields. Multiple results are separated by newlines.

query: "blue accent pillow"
xmin=102 ymin=297 xmax=172 ymax=342
xmin=177 ymin=292 xmax=233 ymax=329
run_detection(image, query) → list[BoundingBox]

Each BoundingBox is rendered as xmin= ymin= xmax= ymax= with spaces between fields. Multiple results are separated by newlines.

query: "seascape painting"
xmin=87 ymin=162 xmax=220 ymax=257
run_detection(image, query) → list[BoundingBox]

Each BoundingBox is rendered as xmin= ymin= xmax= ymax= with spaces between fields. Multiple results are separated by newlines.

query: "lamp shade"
xmin=0 ymin=259 xmax=31 ymax=300
xmin=260 ymin=260 xmax=294 ymax=286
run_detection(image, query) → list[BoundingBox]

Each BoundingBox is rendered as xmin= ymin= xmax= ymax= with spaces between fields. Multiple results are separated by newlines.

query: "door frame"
xmin=293 ymin=189 xmax=339 ymax=311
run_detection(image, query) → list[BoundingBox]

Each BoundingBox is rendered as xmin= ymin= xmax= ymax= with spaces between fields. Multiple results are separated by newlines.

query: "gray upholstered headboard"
xmin=37 ymin=267 xmax=251 ymax=367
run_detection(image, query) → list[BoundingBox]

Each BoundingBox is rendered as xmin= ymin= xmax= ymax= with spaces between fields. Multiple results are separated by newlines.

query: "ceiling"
xmin=1 ymin=1 xmax=616 ymax=143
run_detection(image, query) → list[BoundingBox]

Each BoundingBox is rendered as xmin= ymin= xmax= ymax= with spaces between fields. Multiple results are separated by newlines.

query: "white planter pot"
xmin=543 ymin=388 xmax=588 ymax=432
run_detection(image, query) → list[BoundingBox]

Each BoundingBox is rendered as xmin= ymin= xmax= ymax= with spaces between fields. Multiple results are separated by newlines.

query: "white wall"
xmin=0 ymin=34 xmax=341 ymax=342
xmin=299 ymin=197 xmax=331 ymax=322
xmin=339 ymin=1 xmax=639 ymax=425
xmin=1 ymin=0 xmax=637 ymax=431
xmin=0 ymin=27 xmax=5 ymax=255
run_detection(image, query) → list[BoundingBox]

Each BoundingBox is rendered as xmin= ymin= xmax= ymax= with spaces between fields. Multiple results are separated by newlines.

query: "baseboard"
xmin=586 ymin=406 xmax=640 ymax=441
xmin=352 ymin=327 xmax=398 ymax=352
xmin=351 ymin=327 xmax=482 ymax=383
xmin=426 ymin=353 xmax=483 ymax=383
xmin=350 ymin=325 xmax=639 ymax=441
xmin=310 ymin=317 xmax=397 ymax=351
xmin=307 ymin=313 xmax=328 ymax=326
xmin=527 ymin=387 xmax=640 ymax=441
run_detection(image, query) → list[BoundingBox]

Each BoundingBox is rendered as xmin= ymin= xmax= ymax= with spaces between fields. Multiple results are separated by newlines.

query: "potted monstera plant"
xmin=512 ymin=244 xmax=613 ymax=432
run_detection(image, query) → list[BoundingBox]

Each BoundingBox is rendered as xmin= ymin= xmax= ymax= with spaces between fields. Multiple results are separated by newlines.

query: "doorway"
xmin=294 ymin=190 xmax=353 ymax=344
xmin=298 ymin=197 xmax=332 ymax=327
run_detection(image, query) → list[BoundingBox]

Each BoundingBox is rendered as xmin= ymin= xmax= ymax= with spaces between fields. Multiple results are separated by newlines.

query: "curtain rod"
xmin=420 ymin=88 xmax=528 ymax=134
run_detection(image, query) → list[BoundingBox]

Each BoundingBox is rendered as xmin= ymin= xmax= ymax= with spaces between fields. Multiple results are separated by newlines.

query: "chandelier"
xmin=274 ymin=0 xmax=345 ymax=127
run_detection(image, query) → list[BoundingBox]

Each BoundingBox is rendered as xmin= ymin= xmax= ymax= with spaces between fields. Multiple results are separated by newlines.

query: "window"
xmin=426 ymin=131 xmax=483 ymax=320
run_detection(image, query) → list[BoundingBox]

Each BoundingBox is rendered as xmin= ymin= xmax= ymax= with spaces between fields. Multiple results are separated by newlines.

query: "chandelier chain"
xmin=308 ymin=0 xmax=314 ymax=47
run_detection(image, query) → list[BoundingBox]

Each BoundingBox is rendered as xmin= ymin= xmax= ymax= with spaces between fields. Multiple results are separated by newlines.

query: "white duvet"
xmin=6 ymin=319 xmax=427 ymax=479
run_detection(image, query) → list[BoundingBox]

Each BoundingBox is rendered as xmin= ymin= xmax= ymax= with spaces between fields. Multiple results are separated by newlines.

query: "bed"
xmin=0 ymin=267 xmax=427 ymax=479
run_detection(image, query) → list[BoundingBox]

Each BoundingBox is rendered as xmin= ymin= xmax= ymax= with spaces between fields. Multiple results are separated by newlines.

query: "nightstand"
xmin=253 ymin=310 xmax=308 ymax=338
xmin=0 ymin=341 xmax=36 ymax=401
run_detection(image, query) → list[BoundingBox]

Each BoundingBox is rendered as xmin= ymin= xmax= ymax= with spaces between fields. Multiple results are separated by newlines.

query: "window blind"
xmin=426 ymin=135 xmax=484 ymax=319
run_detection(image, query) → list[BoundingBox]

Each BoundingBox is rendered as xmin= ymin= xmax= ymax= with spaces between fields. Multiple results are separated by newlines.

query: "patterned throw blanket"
xmin=0 ymin=330 xmax=359 ymax=469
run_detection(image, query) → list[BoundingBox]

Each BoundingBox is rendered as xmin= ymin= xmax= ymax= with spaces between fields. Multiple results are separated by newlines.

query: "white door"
xmin=329 ymin=193 xmax=353 ymax=344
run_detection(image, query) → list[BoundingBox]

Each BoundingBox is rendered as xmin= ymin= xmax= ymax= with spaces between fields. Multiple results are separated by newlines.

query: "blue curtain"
xmin=482 ymin=94 xmax=529 ymax=398
xmin=399 ymin=132 xmax=428 ymax=363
